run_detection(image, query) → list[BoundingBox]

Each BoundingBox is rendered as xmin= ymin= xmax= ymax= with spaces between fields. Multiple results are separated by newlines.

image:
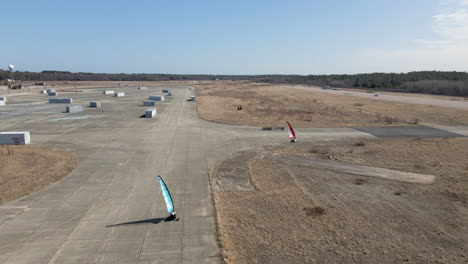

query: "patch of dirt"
xmin=215 ymin=138 xmax=468 ymax=263
xmin=196 ymin=82 xmax=468 ymax=127
xmin=0 ymin=145 xmax=77 ymax=205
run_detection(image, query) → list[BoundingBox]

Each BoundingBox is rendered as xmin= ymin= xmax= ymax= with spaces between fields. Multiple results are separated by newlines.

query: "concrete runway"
xmin=0 ymin=86 xmax=466 ymax=264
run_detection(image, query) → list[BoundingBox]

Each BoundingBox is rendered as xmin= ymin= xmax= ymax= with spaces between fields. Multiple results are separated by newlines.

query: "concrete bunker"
xmin=149 ymin=95 xmax=164 ymax=101
xmin=0 ymin=132 xmax=31 ymax=145
xmin=145 ymin=108 xmax=157 ymax=118
xmin=66 ymin=105 xmax=84 ymax=113
xmin=49 ymin=98 xmax=73 ymax=103
xmin=89 ymin=101 xmax=101 ymax=107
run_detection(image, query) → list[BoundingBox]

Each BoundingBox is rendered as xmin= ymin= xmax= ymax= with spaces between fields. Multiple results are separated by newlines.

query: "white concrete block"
xmin=41 ymin=90 xmax=48 ymax=94
xmin=145 ymin=108 xmax=157 ymax=118
xmin=0 ymin=101 xmax=5 ymax=106
xmin=49 ymin=98 xmax=73 ymax=103
xmin=103 ymin=90 xmax=114 ymax=95
xmin=0 ymin=132 xmax=31 ymax=145
xmin=149 ymin=95 xmax=164 ymax=101
xmin=115 ymin=92 xmax=125 ymax=97
xmin=143 ymin=100 xmax=156 ymax=106
xmin=66 ymin=105 xmax=84 ymax=113
xmin=89 ymin=101 xmax=101 ymax=107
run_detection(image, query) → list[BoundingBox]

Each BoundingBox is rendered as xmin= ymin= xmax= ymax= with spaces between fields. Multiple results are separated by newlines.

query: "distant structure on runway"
xmin=0 ymin=132 xmax=31 ymax=145
xmin=8 ymin=64 xmax=15 ymax=81
xmin=322 ymin=85 xmax=339 ymax=91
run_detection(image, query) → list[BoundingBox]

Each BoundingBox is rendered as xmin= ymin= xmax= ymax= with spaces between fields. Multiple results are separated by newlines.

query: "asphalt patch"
xmin=354 ymin=126 xmax=465 ymax=139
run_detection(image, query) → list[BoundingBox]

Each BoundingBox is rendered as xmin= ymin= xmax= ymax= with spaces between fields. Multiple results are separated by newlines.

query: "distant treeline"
xmin=1 ymin=70 xmax=467 ymax=96
xmin=249 ymin=72 xmax=468 ymax=97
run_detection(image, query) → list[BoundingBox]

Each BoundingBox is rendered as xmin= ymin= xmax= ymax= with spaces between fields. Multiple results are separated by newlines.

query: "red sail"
xmin=287 ymin=121 xmax=296 ymax=139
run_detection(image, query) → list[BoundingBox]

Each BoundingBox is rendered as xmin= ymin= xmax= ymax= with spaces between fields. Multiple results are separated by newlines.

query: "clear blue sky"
xmin=3 ymin=0 xmax=467 ymax=74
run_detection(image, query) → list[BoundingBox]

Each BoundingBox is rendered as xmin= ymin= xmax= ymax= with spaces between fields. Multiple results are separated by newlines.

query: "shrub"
xmin=303 ymin=206 xmax=326 ymax=216
xmin=408 ymin=118 xmax=419 ymax=124
xmin=354 ymin=178 xmax=368 ymax=185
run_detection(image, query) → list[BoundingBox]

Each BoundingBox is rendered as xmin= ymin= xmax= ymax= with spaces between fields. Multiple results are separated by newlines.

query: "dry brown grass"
xmin=196 ymin=82 xmax=468 ymax=127
xmin=215 ymin=138 xmax=468 ymax=263
xmin=0 ymin=145 xmax=77 ymax=205
xmin=307 ymin=89 xmax=468 ymax=126
xmin=284 ymin=138 xmax=468 ymax=204
xmin=196 ymin=82 xmax=413 ymax=127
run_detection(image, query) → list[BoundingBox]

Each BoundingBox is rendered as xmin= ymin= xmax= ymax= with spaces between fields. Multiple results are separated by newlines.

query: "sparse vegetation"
xmin=0 ymin=148 xmax=14 ymax=156
xmin=375 ymin=114 xmax=401 ymax=124
xmin=408 ymin=118 xmax=420 ymax=124
xmin=354 ymin=178 xmax=368 ymax=185
xmin=308 ymin=148 xmax=319 ymax=153
xmin=216 ymin=138 xmax=468 ymax=264
xmin=197 ymin=82 xmax=468 ymax=127
xmin=303 ymin=206 xmax=326 ymax=216
xmin=0 ymin=146 xmax=77 ymax=205
xmin=197 ymin=83 xmax=415 ymax=127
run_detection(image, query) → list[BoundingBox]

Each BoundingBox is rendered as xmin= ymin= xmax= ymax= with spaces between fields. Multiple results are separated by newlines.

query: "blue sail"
xmin=156 ymin=176 xmax=174 ymax=213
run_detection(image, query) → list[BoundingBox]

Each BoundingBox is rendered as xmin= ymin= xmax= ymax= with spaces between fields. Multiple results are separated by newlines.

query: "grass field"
xmin=196 ymin=82 xmax=468 ymax=127
xmin=0 ymin=145 xmax=77 ymax=205
xmin=215 ymin=138 xmax=468 ymax=263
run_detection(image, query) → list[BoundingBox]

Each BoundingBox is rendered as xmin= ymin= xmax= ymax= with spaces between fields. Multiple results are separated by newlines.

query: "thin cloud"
xmin=355 ymin=0 xmax=468 ymax=72
xmin=433 ymin=8 xmax=468 ymax=40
